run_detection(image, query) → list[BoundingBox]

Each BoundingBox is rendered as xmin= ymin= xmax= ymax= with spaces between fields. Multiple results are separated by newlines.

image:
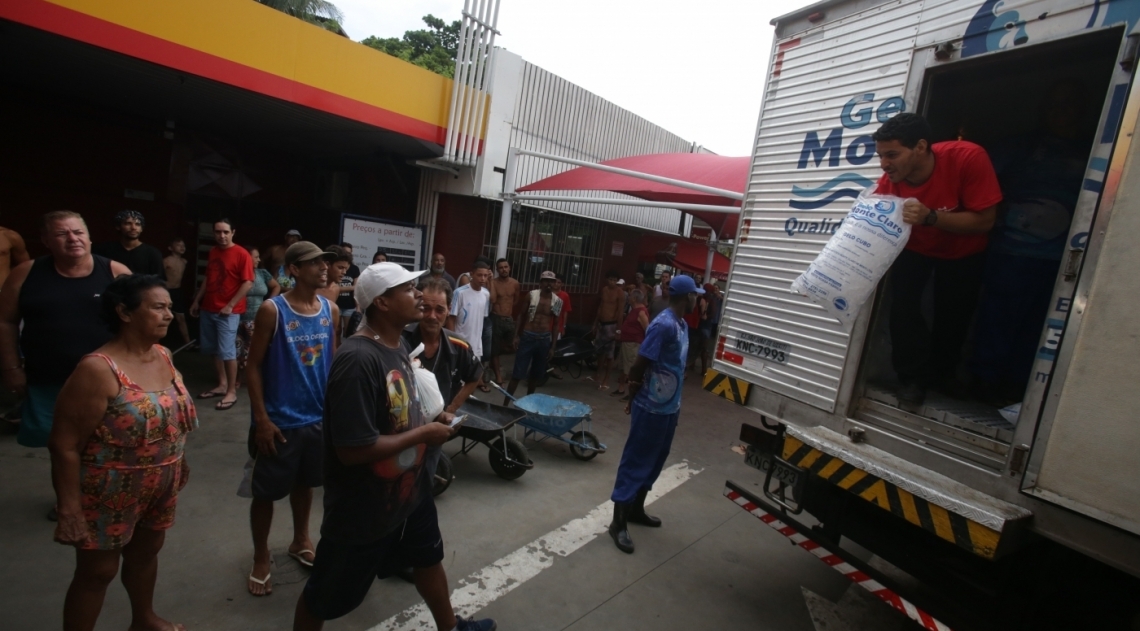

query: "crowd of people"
xmin=0 ymin=207 xmax=723 ymax=629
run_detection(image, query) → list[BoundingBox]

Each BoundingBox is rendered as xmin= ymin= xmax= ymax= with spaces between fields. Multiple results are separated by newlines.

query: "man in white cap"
xmin=503 ymin=270 xmax=562 ymax=404
xmin=607 ymin=274 xmax=703 ymax=555
xmin=293 ymin=262 xmax=496 ymax=631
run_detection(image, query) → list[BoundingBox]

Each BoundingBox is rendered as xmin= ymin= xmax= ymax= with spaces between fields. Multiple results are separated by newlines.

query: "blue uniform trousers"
xmin=611 ymin=403 xmax=679 ymax=504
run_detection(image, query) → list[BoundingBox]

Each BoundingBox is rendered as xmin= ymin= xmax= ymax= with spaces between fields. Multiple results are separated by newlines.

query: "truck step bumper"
xmin=777 ymin=425 xmax=1031 ymax=559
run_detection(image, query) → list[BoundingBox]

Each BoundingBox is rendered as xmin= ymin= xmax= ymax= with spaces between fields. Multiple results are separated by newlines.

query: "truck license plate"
xmin=734 ymin=332 xmax=791 ymax=364
xmin=745 ymin=447 xmax=802 ymax=487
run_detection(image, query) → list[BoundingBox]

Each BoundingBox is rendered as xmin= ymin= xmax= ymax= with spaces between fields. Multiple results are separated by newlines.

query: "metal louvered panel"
xmin=507 ymin=61 xmax=694 ymax=234
xmin=715 ymin=0 xmax=922 ymax=413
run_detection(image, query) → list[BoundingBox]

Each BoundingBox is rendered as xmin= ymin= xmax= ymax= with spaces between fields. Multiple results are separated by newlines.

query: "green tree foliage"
xmin=361 ymin=15 xmax=461 ymax=78
xmin=256 ymin=0 xmax=345 ymax=33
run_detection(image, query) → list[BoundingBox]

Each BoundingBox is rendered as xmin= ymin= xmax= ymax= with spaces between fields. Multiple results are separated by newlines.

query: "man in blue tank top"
xmin=244 ymin=241 xmax=339 ymax=596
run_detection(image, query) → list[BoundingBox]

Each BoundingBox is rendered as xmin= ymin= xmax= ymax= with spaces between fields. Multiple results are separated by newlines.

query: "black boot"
xmin=608 ymin=503 xmax=635 ymax=554
xmin=629 ymin=489 xmax=661 ymax=527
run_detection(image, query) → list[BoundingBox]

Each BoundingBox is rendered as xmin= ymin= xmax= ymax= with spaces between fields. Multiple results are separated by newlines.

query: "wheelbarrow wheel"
xmin=489 ymin=437 xmax=530 ymax=480
xmin=569 ymin=430 xmax=602 ymax=461
xmin=432 ymin=455 xmax=454 ymax=497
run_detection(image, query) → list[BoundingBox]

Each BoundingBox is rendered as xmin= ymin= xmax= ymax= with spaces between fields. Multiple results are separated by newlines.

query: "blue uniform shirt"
xmin=633 ymin=308 xmax=688 ymax=415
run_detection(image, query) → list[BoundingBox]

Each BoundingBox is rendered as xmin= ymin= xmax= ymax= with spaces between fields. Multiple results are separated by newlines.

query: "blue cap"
xmin=669 ymin=275 xmax=705 ymax=295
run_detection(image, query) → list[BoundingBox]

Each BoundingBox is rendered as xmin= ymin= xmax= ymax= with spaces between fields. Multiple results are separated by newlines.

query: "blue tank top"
xmin=259 ymin=295 xmax=335 ymax=429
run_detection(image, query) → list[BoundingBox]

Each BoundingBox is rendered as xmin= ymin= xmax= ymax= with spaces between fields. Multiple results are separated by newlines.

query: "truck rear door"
xmin=1023 ymin=71 xmax=1140 ymax=535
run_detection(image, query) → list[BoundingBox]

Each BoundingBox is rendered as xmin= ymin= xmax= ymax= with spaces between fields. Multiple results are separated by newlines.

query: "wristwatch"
xmin=923 ymin=210 xmax=939 ymax=226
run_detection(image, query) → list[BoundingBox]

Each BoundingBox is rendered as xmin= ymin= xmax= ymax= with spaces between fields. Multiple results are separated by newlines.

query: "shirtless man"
xmin=162 ymin=237 xmax=193 ymax=348
xmin=592 ymin=270 xmax=625 ymax=390
xmin=0 ymin=226 xmax=29 ymax=288
xmin=0 ymin=226 xmax=28 ymax=429
xmin=265 ymin=229 xmax=302 ymax=291
xmin=489 ymin=257 xmax=521 ymax=383
xmin=504 ymin=271 xmax=562 ymax=404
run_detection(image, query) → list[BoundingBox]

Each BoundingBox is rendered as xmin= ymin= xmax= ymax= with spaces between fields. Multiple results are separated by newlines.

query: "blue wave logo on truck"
xmin=789 ymin=173 xmax=874 ymax=210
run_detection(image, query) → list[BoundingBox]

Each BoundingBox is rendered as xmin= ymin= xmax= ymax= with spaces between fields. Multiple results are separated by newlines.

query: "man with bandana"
xmin=93 ymin=210 xmax=164 ymax=277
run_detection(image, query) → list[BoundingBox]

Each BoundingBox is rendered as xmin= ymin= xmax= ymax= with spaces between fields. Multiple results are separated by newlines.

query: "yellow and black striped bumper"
xmin=703 ymin=369 xmax=751 ymax=404
xmin=782 ymin=435 xmax=1005 ymax=559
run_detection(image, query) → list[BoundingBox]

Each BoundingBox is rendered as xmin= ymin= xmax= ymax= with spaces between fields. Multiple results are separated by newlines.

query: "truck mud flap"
xmin=724 ymin=480 xmax=956 ymax=631
xmin=702 ymin=368 xmax=751 ymax=405
xmin=743 ymin=423 xmax=1032 ymax=560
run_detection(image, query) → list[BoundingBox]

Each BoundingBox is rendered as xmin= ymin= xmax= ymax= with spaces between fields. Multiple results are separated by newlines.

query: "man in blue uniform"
xmin=608 ymin=275 xmax=703 ymax=554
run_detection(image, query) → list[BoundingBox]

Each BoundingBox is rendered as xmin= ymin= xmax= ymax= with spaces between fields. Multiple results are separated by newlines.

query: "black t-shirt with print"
xmin=403 ymin=325 xmax=483 ymax=405
xmin=321 ymin=335 xmax=437 ymax=544
xmin=336 ymin=264 xmax=361 ymax=312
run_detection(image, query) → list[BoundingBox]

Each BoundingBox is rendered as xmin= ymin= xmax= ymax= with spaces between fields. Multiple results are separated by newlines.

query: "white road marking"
xmin=370 ymin=460 xmax=703 ymax=631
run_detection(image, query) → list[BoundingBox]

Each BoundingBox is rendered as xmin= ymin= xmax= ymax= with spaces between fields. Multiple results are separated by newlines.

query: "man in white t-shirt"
xmin=447 ymin=261 xmax=491 ymax=361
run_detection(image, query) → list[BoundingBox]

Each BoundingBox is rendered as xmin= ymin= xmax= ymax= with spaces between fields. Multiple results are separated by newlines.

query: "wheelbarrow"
xmin=433 ymin=397 xmax=533 ymax=496
xmin=491 ymin=382 xmax=607 ymax=461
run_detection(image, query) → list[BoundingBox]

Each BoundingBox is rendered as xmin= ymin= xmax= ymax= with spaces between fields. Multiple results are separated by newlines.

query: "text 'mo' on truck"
xmin=716 ymin=0 xmax=1140 ymax=628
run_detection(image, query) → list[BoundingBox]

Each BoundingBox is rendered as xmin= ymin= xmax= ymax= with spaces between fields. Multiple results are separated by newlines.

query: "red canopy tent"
xmin=515 ymin=153 xmax=749 ymax=239
xmin=638 ymin=234 xmax=731 ymax=280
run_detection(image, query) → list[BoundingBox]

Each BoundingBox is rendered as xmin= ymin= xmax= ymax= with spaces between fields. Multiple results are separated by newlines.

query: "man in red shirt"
xmin=554 ymin=274 xmax=572 ymax=340
xmin=873 ymin=113 xmax=1002 ymax=406
xmin=190 ymin=218 xmax=255 ymax=410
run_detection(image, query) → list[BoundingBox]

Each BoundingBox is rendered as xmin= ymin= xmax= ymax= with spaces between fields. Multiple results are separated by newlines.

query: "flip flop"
xmin=478 ymin=384 xmax=491 ymax=392
xmin=197 ymin=390 xmax=225 ymax=399
xmin=288 ymin=549 xmax=315 ymax=568
xmin=610 ymin=390 xmax=626 ymax=396
xmin=215 ymin=399 xmax=237 ymax=411
xmin=247 ymin=570 xmax=272 ymax=596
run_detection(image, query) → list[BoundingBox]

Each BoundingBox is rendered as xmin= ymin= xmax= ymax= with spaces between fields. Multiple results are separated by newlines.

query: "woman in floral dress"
xmin=49 ymin=274 xmax=197 ymax=631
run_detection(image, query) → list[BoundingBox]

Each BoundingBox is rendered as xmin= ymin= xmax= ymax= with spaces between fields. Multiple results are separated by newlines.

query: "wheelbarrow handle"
xmin=486 ymin=380 xmax=518 ymax=403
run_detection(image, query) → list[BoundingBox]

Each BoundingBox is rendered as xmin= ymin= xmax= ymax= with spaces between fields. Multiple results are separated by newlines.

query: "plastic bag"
xmin=791 ymin=191 xmax=912 ymax=330
xmin=236 ymin=458 xmax=255 ymax=499
xmin=408 ymin=343 xmax=445 ymax=421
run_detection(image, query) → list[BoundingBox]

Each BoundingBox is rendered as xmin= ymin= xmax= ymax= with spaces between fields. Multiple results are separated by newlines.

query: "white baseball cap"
xmin=355 ymin=262 xmax=428 ymax=311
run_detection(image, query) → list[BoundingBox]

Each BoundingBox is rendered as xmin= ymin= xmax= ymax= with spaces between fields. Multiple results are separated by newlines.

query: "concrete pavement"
xmin=0 ymin=350 xmax=875 ymax=630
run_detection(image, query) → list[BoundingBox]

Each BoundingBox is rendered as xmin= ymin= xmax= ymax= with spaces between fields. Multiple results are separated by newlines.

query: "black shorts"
xmin=246 ymin=423 xmax=323 ymax=501
xmin=491 ymin=314 xmax=515 ymax=355
xmin=302 ymin=496 xmax=445 ymax=621
xmin=169 ymin=289 xmax=187 ymax=315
